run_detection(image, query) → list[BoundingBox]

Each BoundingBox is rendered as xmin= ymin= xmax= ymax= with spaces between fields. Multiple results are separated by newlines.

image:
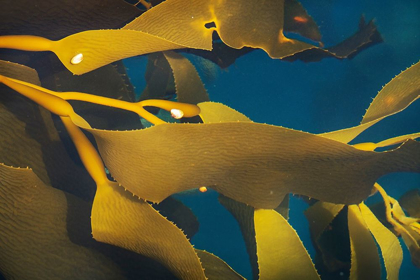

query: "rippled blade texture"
xmin=91 ymin=182 xmax=206 ymax=280
xmin=254 ymin=209 xmax=320 ymax=280
xmin=84 ymin=121 xmax=420 ymax=208
xmin=0 ymin=164 xmax=124 ymax=279
xmin=348 ymin=205 xmax=381 ymax=280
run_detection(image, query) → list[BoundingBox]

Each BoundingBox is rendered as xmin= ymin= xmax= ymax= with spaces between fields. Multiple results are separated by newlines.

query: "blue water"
xmin=125 ymin=0 xmax=420 ymax=279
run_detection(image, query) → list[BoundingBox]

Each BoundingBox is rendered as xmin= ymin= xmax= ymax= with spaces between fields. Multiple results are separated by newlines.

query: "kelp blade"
xmin=359 ymin=203 xmax=402 ymax=280
xmin=254 ymin=209 xmax=319 ymax=280
xmin=348 ymin=205 xmax=381 ymax=280
xmin=0 ymin=164 xmax=124 ymax=279
xmin=84 ymin=121 xmax=420 ymax=208
xmin=124 ymin=0 xmax=314 ymax=57
xmin=91 ymin=182 xmax=206 ymax=280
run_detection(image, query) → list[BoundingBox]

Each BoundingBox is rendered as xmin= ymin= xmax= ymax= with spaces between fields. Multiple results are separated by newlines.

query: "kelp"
xmin=0 ymin=163 xmax=124 ymax=279
xmin=0 ymin=0 xmax=378 ymax=75
xmin=348 ymin=205 xmax=382 ymax=280
xmin=84 ymin=120 xmax=420 ymax=208
xmin=0 ymin=60 xmax=95 ymax=198
xmin=255 ymin=209 xmax=320 ymax=280
xmin=0 ymin=0 xmax=140 ymax=39
xmin=0 ymin=1 xmax=419 ymax=279
xmin=163 ymin=51 xmax=210 ymax=104
xmin=285 ymin=16 xmax=383 ymax=62
xmin=1 ymin=55 xmax=419 ymax=279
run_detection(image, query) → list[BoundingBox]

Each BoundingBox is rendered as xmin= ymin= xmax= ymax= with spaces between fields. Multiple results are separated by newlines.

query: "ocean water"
xmin=127 ymin=0 xmax=420 ymax=279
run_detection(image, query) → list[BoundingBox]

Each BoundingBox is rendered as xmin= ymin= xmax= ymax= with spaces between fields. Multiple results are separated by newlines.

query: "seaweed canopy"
xmin=0 ymin=0 xmax=419 ymax=279
xmin=0 ymin=0 xmax=381 ymax=74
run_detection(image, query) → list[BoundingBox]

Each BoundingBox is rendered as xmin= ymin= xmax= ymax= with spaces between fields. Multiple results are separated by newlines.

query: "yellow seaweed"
xmin=163 ymin=51 xmax=210 ymax=104
xmin=254 ymin=209 xmax=320 ymax=280
xmin=0 ymin=0 xmax=315 ymax=74
xmin=124 ymin=0 xmax=314 ymax=58
xmin=359 ymin=203 xmax=402 ymax=280
xmin=348 ymin=205 xmax=381 ymax=280
xmin=0 ymin=31 xmax=187 ymax=75
xmin=0 ymin=75 xmax=200 ymax=125
xmin=0 ymin=163 xmax=124 ymax=279
xmin=85 ymin=121 xmax=420 ymax=208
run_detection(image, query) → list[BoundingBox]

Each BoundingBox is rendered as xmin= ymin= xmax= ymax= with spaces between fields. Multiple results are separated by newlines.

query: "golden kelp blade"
xmin=198 ymin=102 xmax=252 ymax=123
xmin=125 ymin=0 xmax=314 ymax=59
xmin=348 ymin=205 xmax=381 ymax=280
xmin=91 ymin=182 xmax=206 ymax=280
xmin=0 ymin=163 xmax=124 ymax=279
xmin=359 ymin=203 xmax=402 ymax=280
xmin=163 ymin=51 xmax=210 ymax=104
xmin=321 ymin=60 xmax=420 ymax=144
xmin=84 ymin=121 xmax=420 ymax=208
xmin=254 ymin=209 xmax=320 ymax=280
xmin=0 ymin=31 xmax=187 ymax=75
xmin=363 ymin=60 xmax=420 ymax=124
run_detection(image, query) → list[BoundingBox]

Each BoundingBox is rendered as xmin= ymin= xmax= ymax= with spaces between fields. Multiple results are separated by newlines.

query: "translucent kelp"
xmin=0 ymin=1 xmax=419 ymax=279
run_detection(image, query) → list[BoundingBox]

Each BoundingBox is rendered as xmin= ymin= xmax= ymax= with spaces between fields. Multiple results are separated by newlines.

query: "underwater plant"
xmin=0 ymin=0 xmax=419 ymax=279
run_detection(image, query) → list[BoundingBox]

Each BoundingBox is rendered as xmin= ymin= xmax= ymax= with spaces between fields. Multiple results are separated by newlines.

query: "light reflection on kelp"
xmin=0 ymin=0 xmax=419 ymax=279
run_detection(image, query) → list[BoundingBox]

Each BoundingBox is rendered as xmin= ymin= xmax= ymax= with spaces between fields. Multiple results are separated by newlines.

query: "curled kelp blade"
xmin=125 ymin=0 xmax=314 ymax=59
xmin=255 ymin=209 xmax=320 ymax=280
xmin=359 ymin=203 xmax=402 ymax=280
xmin=83 ymin=121 xmax=420 ymax=208
xmin=139 ymin=53 xmax=174 ymax=101
xmin=347 ymin=205 xmax=381 ymax=280
xmin=0 ymin=163 xmax=125 ymax=279
xmin=163 ymin=51 xmax=210 ymax=104
xmin=320 ymin=60 xmax=420 ymax=144
xmin=91 ymin=182 xmax=206 ymax=280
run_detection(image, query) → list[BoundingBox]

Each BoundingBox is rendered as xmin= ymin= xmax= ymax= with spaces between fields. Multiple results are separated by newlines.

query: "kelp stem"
xmin=0 ymin=35 xmax=53 ymax=51
xmin=61 ymin=116 xmax=109 ymax=186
